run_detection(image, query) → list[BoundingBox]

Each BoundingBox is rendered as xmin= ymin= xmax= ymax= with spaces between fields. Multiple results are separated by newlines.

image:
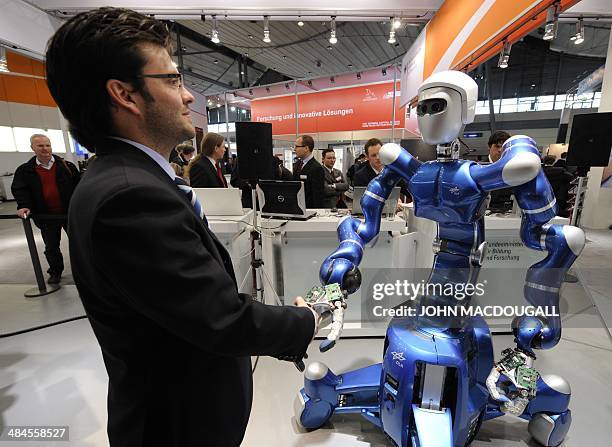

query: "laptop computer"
xmin=256 ymin=180 xmax=316 ymax=220
xmin=192 ymin=188 xmax=244 ymax=216
xmin=351 ymin=186 xmax=400 ymax=216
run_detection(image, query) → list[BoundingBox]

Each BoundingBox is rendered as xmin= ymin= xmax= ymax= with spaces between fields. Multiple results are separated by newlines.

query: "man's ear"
xmin=106 ymin=79 xmax=142 ymax=117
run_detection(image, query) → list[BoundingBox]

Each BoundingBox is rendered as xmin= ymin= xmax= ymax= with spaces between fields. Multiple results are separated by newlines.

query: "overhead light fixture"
xmin=307 ymin=80 xmax=313 ymax=87
xmin=388 ymin=29 xmax=396 ymax=44
xmin=330 ymin=76 xmax=335 ymax=83
xmin=231 ymin=106 xmax=236 ymax=112
xmin=263 ymin=16 xmax=271 ymax=43
xmin=266 ymin=86 xmax=270 ymax=93
xmin=392 ymin=17 xmax=401 ymax=30
xmin=240 ymin=70 xmax=244 ymax=75
xmin=498 ymin=40 xmax=511 ymax=69
xmin=543 ymin=3 xmax=559 ymax=41
xmin=571 ymin=18 xmax=585 ymax=45
xmin=216 ymin=103 xmax=221 ymax=108
xmin=348 ymin=63 xmax=353 ymax=68
xmin=211 ymin=15 xmax=220 ymax=44
xmin=0 ymin=47 xmax=8 ymax=73
xmin=214 ymin=59 xmax=219 ymax=64
xmin=329 ymin=16 xmax=338 ymax=44
xmin=298 ymin=16 xmax=304 ymax=27
xmin=356 ymin=72 xmax=361 ymax=80
xmin=249 ymin=89 xmax=253 ymax=95
xmin=382 ymin=67 xmax=387 ymax=76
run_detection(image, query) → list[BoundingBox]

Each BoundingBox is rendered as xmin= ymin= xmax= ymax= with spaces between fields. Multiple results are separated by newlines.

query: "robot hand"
xmin=486 ymin=347 xmax=540 ymax=417
xmin=306 ymin=283 xmax=348 ymax=352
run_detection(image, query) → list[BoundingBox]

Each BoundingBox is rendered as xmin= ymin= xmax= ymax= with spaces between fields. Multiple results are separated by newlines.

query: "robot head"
xmin=417 ymin=70 xmax=478 ymax=148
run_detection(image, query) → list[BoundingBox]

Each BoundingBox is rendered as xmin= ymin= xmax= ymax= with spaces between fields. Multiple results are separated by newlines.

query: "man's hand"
xmin=17 ymin=208 xmax=30 ymax=219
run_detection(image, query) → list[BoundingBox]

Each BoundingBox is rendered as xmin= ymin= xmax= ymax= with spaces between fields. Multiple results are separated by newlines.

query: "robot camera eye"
xmin=416 ymin=98 xmax=447 ymax=116
xmin=416 ymin=103 xmax=427 ymax=116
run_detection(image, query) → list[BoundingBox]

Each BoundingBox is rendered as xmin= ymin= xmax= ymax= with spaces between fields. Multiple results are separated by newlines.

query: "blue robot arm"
xmin=320 ymin=145 xmax=421 ymax=291
xmin=472 ymin=135 xmax=585 ymax=353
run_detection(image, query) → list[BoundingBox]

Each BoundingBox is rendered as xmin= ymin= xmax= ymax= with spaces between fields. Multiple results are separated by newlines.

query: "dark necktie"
xmin=294 ymin=159 xmax=303 ymax=174
xmin=174 ymin=176 xmax=208 ymax=227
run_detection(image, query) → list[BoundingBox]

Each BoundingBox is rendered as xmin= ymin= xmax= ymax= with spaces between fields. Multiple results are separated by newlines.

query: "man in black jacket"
xmin=11 ymin=134 xmax=79 ymax=283
xmin=293 ymin=134 xmax=325 ymax=208
xmin=45 ymin=8 xmax=318 ymax=447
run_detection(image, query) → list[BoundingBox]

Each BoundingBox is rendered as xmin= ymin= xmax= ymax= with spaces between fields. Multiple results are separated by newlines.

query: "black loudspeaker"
xmin=236 ymin=122 xmax=274 ymax=182
xmin=566 ymin=112 xmax=612 ymax=167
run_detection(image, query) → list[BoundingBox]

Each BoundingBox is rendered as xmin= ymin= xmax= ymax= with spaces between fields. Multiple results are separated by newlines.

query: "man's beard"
xmin=144 ymin=101 xmax=195 ymax=150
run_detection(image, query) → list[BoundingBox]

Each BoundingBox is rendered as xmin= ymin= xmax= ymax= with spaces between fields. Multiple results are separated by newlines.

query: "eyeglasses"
xmin=137 ymin=73 xmax=184 ymax=89
xmin=294 ymin=145 xmax=306 ymax=148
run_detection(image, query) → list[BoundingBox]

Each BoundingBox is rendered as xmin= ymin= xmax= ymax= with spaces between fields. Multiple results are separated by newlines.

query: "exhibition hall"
xmin=1 ymin=1 xmax=611 ymax=446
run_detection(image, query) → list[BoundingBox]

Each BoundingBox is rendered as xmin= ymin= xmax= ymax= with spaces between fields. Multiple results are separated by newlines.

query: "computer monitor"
xmin=566 ymin=112 xmax=612 ymax=167
xmin=400 ymin=139 xmax=437 ymax=162
xmin=256 ymin=180 xmax=316 ymax=220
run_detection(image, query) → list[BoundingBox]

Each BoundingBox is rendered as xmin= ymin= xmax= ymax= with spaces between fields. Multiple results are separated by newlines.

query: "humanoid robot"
xmin=295 ymin=70 xmax=585 ymax=447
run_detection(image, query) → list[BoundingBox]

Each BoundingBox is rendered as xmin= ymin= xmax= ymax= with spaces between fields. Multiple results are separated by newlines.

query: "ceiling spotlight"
xmin=329 ymin=16 xmax=338 ymax=44
xmin=216 ymin=103 xmax=221 ymax=108
xmin=266 ymin=86 xmax=270 ymax=93
xmin=327 ymin=45 xmax=333 ymax=50
xmin=298 ymin=16 xmax=304 ymax=27
xmin=356 ymin=72 xmax=361 ymax=80
xmin=230 ymin=106 xmax=236 ymax=111
xmin=263 ymin=16 xmax=271 ymax=43
xmin=285 ymin=83 xmax=290 ymax=89
xmin=282 ymin=55 xmax=287 ymax=59
xmin=382 ymin=67 xmax=387 ymax=76
xmin=214 ymin=59 xmax=219 ymax=64
xmin=249 ymin=89 xmax=253 ymax=95
xmin=388 ymin=29 xmax=396 ymax=44
xmin=330 ymin=76 xmax=335 ymax=83
xmin=571 ymin=18 xmax=585 ymax=45
xmin=348 ymin=63 xmax=353 ymax=68
xmin=316 ymin=60 xmax=322 ymax=68
xmin=240 ymin=71 xmax=244 ymax=75
xmin=307 ymin=80 xmax=313 ymax=87
xmin=392 ymin=17 xmax=401 ymax=29
xmin=211 ymin=15 xmax=220 ymax=44
xmin=498 ymin=40 xmax=511 ymax=69
xmin=543 ymin=3 xmax=559 ymax=41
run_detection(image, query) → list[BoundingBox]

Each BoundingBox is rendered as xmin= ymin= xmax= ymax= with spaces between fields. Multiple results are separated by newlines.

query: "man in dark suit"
xmin=188 ymin=132 xmax=228 ymax=188
xmin=321 ymin=148 xmax=348 ymax=208
xmin=45 ymin=8 xmax=318 ymax=447
xmin=353 ymin=138 xmax=410 ymax=201
xmin=11 ymin=134 xmax=80 ymax=284
xmin=293 ymin=134 xmax=325 ymax=208
xmin=554 ymin=151 xmax=568 ymax=168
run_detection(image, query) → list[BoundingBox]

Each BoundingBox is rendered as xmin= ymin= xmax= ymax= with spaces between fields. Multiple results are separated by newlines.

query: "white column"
xmin=581 ymin=30 xmax=612 ymax=229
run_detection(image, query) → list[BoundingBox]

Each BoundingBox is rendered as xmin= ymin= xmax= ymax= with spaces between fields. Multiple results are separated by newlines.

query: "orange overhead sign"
xmin=401 ymin=0 xmax=581 ymax=107
xmin=251 ymin=82 xmax=404 ymax=136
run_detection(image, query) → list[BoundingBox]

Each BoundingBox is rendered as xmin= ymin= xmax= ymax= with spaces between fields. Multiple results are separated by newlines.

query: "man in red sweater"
xmin=11 ymin=134 xmax=80 ymax=284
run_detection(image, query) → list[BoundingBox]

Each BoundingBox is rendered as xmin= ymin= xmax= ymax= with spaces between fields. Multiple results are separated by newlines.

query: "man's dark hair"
xmin=364 ymin=138 xmax=383 ymax=155
xmin=561 ymin=151 xmax=567 ymax=159
xmin=356 ymin=153 xmax=367 ymax=161
xmin=300 ymin=135 xmax=315 ymax=152
xmin=321 ymin=148 xmax=335 ymax=159
xmin=46 ymin=8 xmax=171 ymax=152
xmin=487 ymin=131 xmax=511 ymax=147
xmin=542 ymin=155 xmax=556 ymax=165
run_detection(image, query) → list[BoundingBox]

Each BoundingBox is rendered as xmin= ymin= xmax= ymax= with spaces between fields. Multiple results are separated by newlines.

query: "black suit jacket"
xmin=68 ymin=139 xmax=314 ymax=447
xmin=293 ymin=157 xmax=325 ymax=208
xmin=188 ymin=156 xmax=226 ymax=188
